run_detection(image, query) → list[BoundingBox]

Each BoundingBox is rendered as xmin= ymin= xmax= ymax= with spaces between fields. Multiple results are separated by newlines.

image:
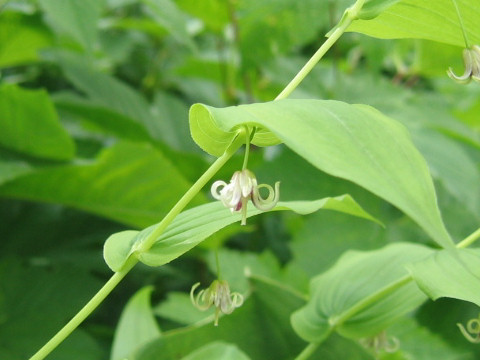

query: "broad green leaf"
xmin=0 ymin=157 xmax=32 ymax=186
xmin=136 ymin=276 xmax=306 ymax=360
xmin=237 ymin=0 xmax=326 ymax=68
xmin=291 ymin=211 xmax=386 ymax=277
xmin=54 ymin=93 xmax=153 ymax=142
xmin=359 ymin=0 xmax=401 ymax=20
xmin=348 ymin=0 xmax=480 ymax=47
xmin=389 ymin=317 xmax=474 ymax=360
xmin=0 ymin=141 xmax=198 ymax=228
xmin=142 ymin=0 xmax=195 ymax=49
xmin=0 ymin=258 xmax=103 ymax=359
xmin=59 ymin=58 xmax=163 ymax=141
xmin=103 ymin=195 xmax=379 ymax=272
xmin=411 ymin=129 xmax=480 ymax=217
xmin=0 ymin=12 xmax=53 ymax=67
xmin=111 ymin=286 xmax=161 ymax=360
xmin=291 ymin=243 xmax=433 ymax=343
xmin=0 ymin=84 xmax=75 ymax=160
xmin=38 ymin=0 xmax=102 ymax=51
xmin=181 ymin=342 xmax=251 ymax=360
xmin=189 ymin=99 xmax=453 ymax=248
xmin=406 ymin=248 xmax=480 ymax=307
xmin=177 ymin=0 xmax=229 ymax=31
xmin=151 ymin=92 xmax=200 ymax=153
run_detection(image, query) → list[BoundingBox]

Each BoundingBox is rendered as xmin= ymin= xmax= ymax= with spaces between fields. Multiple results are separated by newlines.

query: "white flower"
xmin=448 ymin=45 xmax=480 ymax=84
xmin=211 ymin=169 xmax=280 ymax=225
xmin=190 ymin=280 xmax=244 ymax=326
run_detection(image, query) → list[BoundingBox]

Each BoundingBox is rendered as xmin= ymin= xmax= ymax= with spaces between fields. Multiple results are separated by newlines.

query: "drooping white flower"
xmin=190 ymin=280 xmax=244 ymax=326
xmin=448 ymin=45 xmax=480 ymax=84
xmin=211 ymin=169 xmax=280 ymax=225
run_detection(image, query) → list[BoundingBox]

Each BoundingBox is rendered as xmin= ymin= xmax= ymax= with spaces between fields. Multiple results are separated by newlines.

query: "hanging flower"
xmin=190 ymin=280 xmax=244 ymax=326
xmin=211 ymin=169 xmax=280 ymax=225
xmin=448 ymin=45 xmax=480 ymax=84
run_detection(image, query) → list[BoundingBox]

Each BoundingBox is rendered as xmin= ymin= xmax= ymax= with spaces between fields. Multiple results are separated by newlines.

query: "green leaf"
xmin=59 ymin=58 xmax=162 ymax=141
xmin=237 ymin=0 xmax=325 ymax=68
xmin=0 ymin=12 xmax=53 ymax=67
xmin=142 ymin=0 xmax=195 ymax=49
xmin=406 ymin=248 xmax=480 ymax=307
xmin=0 ymin=141 xmax=198 ymax=228
xmin=411 ymin=129 xmax=480 ymax=217
xmin=189 ymin=99 xmax=453 ymax=248
xmin=0 ymin=84 xmax=75 ymax=160
xmin=291 ymin=243 xmax=433 ymax=343
xmin=177 ymin=0 xmax=229 ymax=32
xmin=0 ymin=259 xmax=103 ymax=359
xmin=103 ymin=195 xmax=379 ymax=272
xmin=111 ymin=286 xmax=161 ymax=360
xmin=359 ymin=0 xmax=401 ymax=20
xmin=54 ymin=93 xmax=153 ymax=142
xmin=348 ymin=0 xmax=480 ymax=47
xmin=0 ymin=156 xmax=33 ymax=186
xmin=389 ymin=317 xmax=473 ymax=360
xmin=181 ymin=342 xmax=251 ymax=360
xmin=38 ymin=0 xmax=102 ymax=51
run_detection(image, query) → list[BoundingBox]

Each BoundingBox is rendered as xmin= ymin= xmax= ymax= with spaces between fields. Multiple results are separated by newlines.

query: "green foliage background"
xmin=1 ymin=0 xmax=480 ymax=359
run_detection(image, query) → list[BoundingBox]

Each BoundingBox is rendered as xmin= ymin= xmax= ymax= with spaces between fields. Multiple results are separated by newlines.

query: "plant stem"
xmin=215 ymin=249 xmax=222 ymax=279
xmin=29 ymin=257 xmax=137 ymax=360
xmin=457 ymin=227 xmax=480 ymax=248
xmin=29 ymin=131 xmax=246 ymax=360
xmin=329 ymin=274 xmax=412 ymax=328
xmin=242 ymin=126 xmax=250 ymax=170
xmin=137 ymin=131 xmax=246 ymax=253
xmin=294 ymin=343 xmax=320 ymax=360
xmin=275 ymin=0 xmax=366 ymax=101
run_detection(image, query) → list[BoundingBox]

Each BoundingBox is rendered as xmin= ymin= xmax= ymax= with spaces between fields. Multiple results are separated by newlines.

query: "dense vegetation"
xmin=1 ymin=0 xmax=480 ymax=359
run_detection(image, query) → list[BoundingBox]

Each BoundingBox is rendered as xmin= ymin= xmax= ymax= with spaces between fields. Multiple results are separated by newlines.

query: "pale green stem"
xmin=294 ymin=343 xmax=320 ymax=360
xmin=29 ymin=132 xmax=246 ymax=360
xmin=275 ymin=0 xmax=366 ymax=101
xmin=136 ymin=131 xmax=246 ymax=253
xmin=329 ymin=275 xmax=412 ymax=328
xmin=457 ymin=227 xmax=480 ymax=248
xmin=451 ymin=0 xmax=470 ymax=48
xmin=242 ymin=126 xmax=251 ymax=170
xmin=29 ymin=257 xmax=137 ymax=360
xmin=215 ymin=249 xmax=222 ymax=279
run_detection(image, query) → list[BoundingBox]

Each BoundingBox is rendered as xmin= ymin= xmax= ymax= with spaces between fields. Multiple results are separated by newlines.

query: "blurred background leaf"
xmin=1 ymin=0 xmax=479 ymax=358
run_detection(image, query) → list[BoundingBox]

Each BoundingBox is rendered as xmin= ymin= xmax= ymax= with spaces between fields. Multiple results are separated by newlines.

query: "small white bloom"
xmin=448 ymin=45 xmax=480 ymax=84
xmin=211 ymin=169 xmax=280 ymax=225
xmin=190 ymin=280 xmax=244 ymax=326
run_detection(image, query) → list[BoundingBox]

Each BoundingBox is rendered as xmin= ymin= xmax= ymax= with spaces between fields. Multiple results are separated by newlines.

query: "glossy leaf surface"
xmin=291 ymin=243 xmax=433 ymax=343
xmin=407 ymin=248 xmax=480 ymax=307
xmin=111 ymin=286 xmax=161 ymax=360
xmin=103 ymin=196 xmax=379 ymax=272
xmin=349 ymin=0 xmax=480 ymax=47
xmin=190 ymin=99 xmax=453 ymax=248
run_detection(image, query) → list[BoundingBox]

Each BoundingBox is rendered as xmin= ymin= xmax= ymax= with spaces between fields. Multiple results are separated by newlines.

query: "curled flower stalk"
xmin=448 ymin=45 xmax=480 ymax=84
xmin=458 ymin=314 xmax=480 ymax=343
xmin=190 ymin=280 xmax=244 ymax=326
xmin=359 ymin=331 xmax=400 ymax=355
xmin=211 ymin=169 xmax=280 ymax=225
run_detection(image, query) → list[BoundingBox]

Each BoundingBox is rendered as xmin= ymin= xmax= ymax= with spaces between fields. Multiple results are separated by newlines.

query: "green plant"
xmin=1 ymin=0 xmax=480 ymax=359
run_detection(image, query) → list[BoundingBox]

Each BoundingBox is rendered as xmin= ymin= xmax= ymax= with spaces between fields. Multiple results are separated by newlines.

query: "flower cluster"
xmin=448 ymin=45 xmax=480 ymax=84
xmin=211 ymin=169 xmax=280 ymax=225
xmin=190 ymin=280 xmax=244 ymax=326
